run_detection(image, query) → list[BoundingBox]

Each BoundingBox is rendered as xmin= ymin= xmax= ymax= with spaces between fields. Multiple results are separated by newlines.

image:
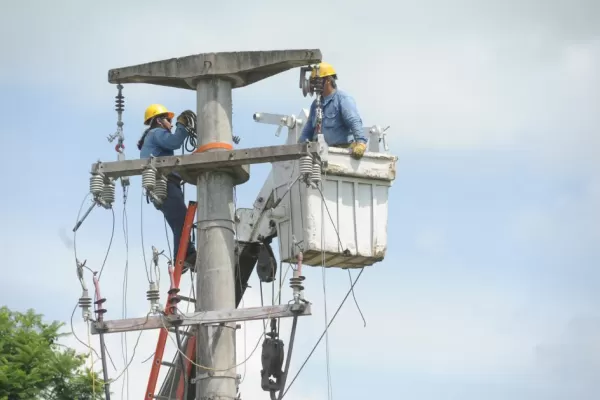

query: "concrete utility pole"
xmin=194 ymin=76 xmax=238 ymax=399
xmin=104 ymin=50 xmax=322 ymax=399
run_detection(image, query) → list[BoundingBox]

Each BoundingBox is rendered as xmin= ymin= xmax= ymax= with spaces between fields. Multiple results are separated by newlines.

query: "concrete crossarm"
xmin=107 ymin=49 xmax=322 ymax=89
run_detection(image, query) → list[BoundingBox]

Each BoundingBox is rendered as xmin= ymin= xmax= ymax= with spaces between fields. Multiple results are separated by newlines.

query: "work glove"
xmin=350 ymin=142 xmax=367 ymax=160
xmin=177 ymin=110 xmax=196 ymax=129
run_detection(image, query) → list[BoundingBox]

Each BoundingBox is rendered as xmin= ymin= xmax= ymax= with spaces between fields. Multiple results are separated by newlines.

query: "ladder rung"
xmin=168 ymin=328 xmax=194 ymax=337
xmin=178 ymin=295 xmax=196 ymax=303
xmin=161 ymin=361 xmax=177 ymax=368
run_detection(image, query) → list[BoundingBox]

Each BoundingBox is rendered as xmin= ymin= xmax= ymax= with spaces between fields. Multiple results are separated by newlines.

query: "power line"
xmin=120 ymin=186 xmax=130 ymax=400
xmin=280 ymin=267 xmax=365 ymax=399
xmin=317 ymin=185 xmax=367 ymax=328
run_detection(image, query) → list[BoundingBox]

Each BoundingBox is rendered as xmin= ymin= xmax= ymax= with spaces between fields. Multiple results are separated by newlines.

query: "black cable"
xmin=280 ymin=268 xmax=365 ymax=399
xmin=98 ymin=208 xmax=116 ymax=280
xmin=72 ymin=193 xmax=118 ymax=372
xmin=69 ymin=301 xmax=117 ymax=370
xmin=164 ymin=217 xmax=173 ymax=262
xmin=184 ymin=129 xmax=197 ymax=153
xmin=121 ymin=186 xmax=130 ymax=400
xmin=140 ymin=192 xmax=152 ymax=282
xmin=316 ymin=185 xmax=367 ymax=328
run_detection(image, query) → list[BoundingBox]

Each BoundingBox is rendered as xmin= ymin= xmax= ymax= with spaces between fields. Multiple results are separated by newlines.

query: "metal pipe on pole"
xmin=195 ymin=77 xmax=238 ymax=400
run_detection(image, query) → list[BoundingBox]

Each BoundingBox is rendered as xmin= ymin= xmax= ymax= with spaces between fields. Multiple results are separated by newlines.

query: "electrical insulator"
xmin=78 ymin=290 xmax=93 ymax=321
xmin=115 ymin=84 xmax=124 ymax=113
xmin=299 ymin=154 xmax=313 ymax=176
xmin=142 ymin=166 xmax=157 ymax=191
xmin=90 ymin=172 xmax=104 ymax=196
xmin=102 ymin=179 xmax=115 ymax=205
xmin=153 ymin=175 xmax=168 ymax=203
xmin=146 ymin=281 xmax=160 ymax=313
xmin=289 ymin=271 xmax=306 ymax=303
xmin=311 ymin=159 xmax=322 ymax=184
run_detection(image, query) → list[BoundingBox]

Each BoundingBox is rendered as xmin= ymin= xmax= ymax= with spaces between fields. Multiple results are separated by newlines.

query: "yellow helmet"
xmin=310 ymin=62 xmax=337 ymax=79
xmin=144 ymin=104 xmax=175 ymax=125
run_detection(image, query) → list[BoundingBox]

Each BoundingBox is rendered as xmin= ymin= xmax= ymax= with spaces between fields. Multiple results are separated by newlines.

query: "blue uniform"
xmin=140 ymin=123 xmax=195 ymax=262
xmin=298 ymin=90 xmax=367 ymax=146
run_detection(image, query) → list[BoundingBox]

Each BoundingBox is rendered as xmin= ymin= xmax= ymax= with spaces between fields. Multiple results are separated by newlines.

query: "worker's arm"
xmin=153 ymin=123 xmax=189 ymax=150
xmin=297 ymin=101 xmax=316 ymax=143
xmin=340 ymin=95 xmax=367 ymax=144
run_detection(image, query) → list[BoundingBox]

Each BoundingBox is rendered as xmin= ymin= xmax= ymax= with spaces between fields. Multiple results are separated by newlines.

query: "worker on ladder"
xmin=298 ymin=62 xmax=368 ymax=159
xmin=137 ymin=104 xmax=197 ymax=273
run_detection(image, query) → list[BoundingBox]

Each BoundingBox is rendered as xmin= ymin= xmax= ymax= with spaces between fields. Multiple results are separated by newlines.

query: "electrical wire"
xmin=73 ymin=193 xmax=91 ymax=265
xmin=164 ymin=217 xmax=173 ymax=263
xmin=233 ymin=186 xmax=249 ymax=386
xmin=184 ymin=130 xmax=197 ymax=153
xmin=320 ymin=183 xmax=333 ymax=400
xmin=160 ymin=314 xmax=265 ymax=373
xmin=97 ymin=208 xmax=115 ymax=280
xmin=69 ymin=301 xmax=117 ymax=370
xmin=120 ymin=186 xmax=130 ymax=400
xmin=140 ymin=191 xmax=152 ymax=283
xmin=71 ymin=193 xmax=118 ymax=371
xmin=106 ymin=329 xmax=146 ymax=384
xmin=280 ymin=267 xmax=365 ymax=399
xmin=316 ymin=184 xmax=367 ymax=328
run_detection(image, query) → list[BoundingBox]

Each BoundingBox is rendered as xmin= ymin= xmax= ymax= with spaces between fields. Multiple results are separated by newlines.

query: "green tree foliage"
xmin=0 ymin=306 xmax=106 ymax=400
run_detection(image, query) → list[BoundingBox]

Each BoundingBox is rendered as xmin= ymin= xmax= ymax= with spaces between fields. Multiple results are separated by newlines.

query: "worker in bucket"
xmin=298 ymin=62 xmax=368 ymax=159
xmin=137 ymin=104 xmax=197 ymax=273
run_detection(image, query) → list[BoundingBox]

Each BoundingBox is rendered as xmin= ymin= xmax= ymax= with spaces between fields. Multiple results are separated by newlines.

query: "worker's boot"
xmin=182 ymin=250 xmax=197 ymax=274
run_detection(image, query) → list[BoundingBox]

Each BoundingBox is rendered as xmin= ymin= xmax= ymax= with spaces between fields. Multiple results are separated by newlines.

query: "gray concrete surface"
xmin=107 ymin=49 xmax=322 ymax=89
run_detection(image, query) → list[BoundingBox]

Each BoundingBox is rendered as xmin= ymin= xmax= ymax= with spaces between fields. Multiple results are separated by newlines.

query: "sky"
xmin=1 ymin=0 xmax=599 ymax=399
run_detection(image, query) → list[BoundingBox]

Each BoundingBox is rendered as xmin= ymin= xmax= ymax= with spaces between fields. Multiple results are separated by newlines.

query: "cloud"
xmin=2 ymin=0 xmax=599 ymax=162
xmin=534 ymin=316 xmax=600 ymax=398
xmin=2 ymin=1 xmax=600 ymax=399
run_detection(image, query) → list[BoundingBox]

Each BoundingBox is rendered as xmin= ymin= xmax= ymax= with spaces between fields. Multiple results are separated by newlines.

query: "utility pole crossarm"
xmin=90 ymin=142 xmax=324 ymax=181
xmin=107 ymin=49 xmax=322 ymax=89
xmin=91 ymin=303 xmax=312 ymax=335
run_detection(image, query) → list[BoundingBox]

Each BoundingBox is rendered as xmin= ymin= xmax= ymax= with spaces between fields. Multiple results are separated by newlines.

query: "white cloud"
xmin=2 ymin=0 xmax=599 ymax=164
xmin=2 ymin=1 xmax=600 ymax=399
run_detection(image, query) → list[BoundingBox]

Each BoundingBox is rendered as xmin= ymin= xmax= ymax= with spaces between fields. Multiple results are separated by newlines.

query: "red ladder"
xmin=145 ymin=200 xmax=197 ymax=399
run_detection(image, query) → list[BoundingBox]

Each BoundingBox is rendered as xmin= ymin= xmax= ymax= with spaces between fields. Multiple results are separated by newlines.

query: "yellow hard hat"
xmin=144 ymin=104 xmax=175 ymax=125
xmin=311 ymin=62 xmax=337 ymax=79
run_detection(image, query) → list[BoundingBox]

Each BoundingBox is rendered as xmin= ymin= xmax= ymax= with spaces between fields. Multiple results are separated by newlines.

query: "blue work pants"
xmin=158 ymin=178 xmax=196 ymax=260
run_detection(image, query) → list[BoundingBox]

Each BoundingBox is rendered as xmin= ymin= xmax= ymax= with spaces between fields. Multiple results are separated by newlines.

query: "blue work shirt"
xmin=140 ymin=123 xmax=188 ymax=159
xmin=298 ymin=90 xmax=367 ymax=146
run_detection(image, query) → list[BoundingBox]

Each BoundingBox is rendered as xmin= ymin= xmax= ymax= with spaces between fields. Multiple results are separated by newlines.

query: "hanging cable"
xmin=280 ymin=268 xmax=365 ymax=399
xmin=96 ymin=208 xmax=115 ymax=281
xmin=71 ymin=193 xmax=119 ymax=371
xmin=164 ymin=217 xmax=173 ymax=263
xmin=140 ymin=192 xmax=152 ymax=283
xmin=120 ymin=186 xmax=130 ymax=400
xmin=321 ymin=187 xmax=333 ymax=400
xmin=316 ymin=183 xmax=367 ymax=328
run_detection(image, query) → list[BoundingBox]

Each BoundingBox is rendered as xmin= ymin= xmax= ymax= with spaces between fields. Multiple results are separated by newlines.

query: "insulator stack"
xmin=154 ymin=175 xmax=168 ymax=201
xmin=311 ymin=159 xmax=322 ymax=183
xmin=94 ymin=297 xmax=107 ymax=319
xmin=142 ymin=167 xmax=157 ymax=190
xmin=115 ymin=84 xmax=124 ymax=113
xmin=289 ymin=271 xmax=306 ymax=303
xmin=147 ymin=282 xmax=160 ymax=312
xmin=90 ymin=173 xmax=104 ymax=196
xmin=78 ymin=290 xmax=93 ymax=321
xmin=299 ymin=154 xmax=313 ymax=176
xmin=102 ymin=180 xmax=115 ymax=205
